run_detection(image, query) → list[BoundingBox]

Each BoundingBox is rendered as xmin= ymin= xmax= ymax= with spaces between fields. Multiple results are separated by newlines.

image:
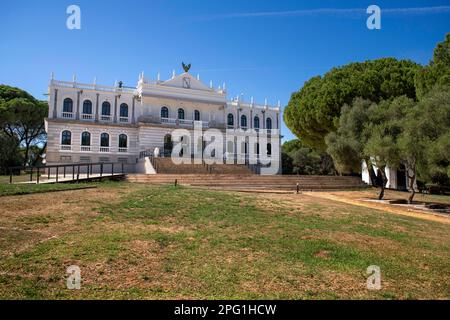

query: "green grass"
xmin=0 ymin=182 xmax=96 ymax=197
xmin=0 ymin=182 xmax=449 ymax=299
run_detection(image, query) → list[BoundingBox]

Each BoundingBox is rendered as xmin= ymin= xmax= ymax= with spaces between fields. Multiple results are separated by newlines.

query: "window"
xmin=119 ymin=134 xmax=128 ymax=148
xmin=256 ymin=143 xmax=260 ymax=155
xmin=61 ymin=130 xmax=71 ymax=145
xmin=120 ymin=103 xmax=128 ymax=117
xmin=63 ymin=98 xmax=73 ymax=113
xmin=102 ymin=101 xmax=111 ymax=115
xmin=227 ymin=113 xmax=234 ymax=126
xmin=82 ymin=100 xmax=92 ymax=114
xmin=194 ymin=110 xmax=200 ymax=121
xmin=241 ymin=115 xmax=247 ymax=128
xmin=266 ymin=118 xmax=272 ymax=130
xmin=81 ymin=132 xmax=91 ymax=146
xmin=267 ymin=143 xmax=272 ymax=156
xmin=100 ymin=133 xmax=110 ymax=147
xmin=161 ymin=106 xmax=169 ymax=118
xmin=178 ymin=108 xmax=185 ymax=120
xmin=254 ymin=116 xmax=260 ymax=129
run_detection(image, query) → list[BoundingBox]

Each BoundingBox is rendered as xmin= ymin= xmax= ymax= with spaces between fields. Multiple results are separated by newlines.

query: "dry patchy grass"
xmin=0 ymin=182 xmax=449 ymax=299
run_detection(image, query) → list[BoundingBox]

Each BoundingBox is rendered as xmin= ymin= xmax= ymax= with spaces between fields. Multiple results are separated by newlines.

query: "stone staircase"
xmin=125 ymin=173 xmax=369 ymax=191
xmin=152 ymin=158 xmax=253 ymax=175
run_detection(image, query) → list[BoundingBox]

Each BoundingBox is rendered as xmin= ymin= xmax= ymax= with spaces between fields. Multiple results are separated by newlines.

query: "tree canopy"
xmin=415 ymin=33 xmax=450 ymax=100
xmin=0 ymin=85 xmax=47 ymax=168
xmin=284 ymin=58 xmax=419 ymax=151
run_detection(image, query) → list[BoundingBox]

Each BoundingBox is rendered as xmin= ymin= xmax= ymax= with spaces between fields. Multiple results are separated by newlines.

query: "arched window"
xmin=241 ymin=115 xmax=247 ymax=128
xmin=63 ymin=98 xmax=73 ymax=113
xmin=102 ymin=101 xmax=111 ymax=115
xmin=194 ymin=110 xmax=200 ymax=121
xmin=227 ymin=113 xmax=234 ymax=127
xmin=267 ymin=143 xmax=272 ymax=156
xmin=178 ymin=108 xmax=185 ymax=120
xmin=254 ymin=116 xmax=260 ymax=129
xmin=119 ymin=103 xmax=128 ymax=117
xmin=119 ymin=134 xmax=127 ymax=148
xmin=100 ymin=133 xmax=110 ymax=147
xmin=161 ymin=106 xmax=169 ymax=118
xmin=266 ymin=117 xmax=272 ymax=130
xmin=81 ymin=132 xmax=91 ymax=146
xmin=82 ymin=100 xmax=92 ymax=114
xmin=61 ymin=130 xmax=71 ymax=145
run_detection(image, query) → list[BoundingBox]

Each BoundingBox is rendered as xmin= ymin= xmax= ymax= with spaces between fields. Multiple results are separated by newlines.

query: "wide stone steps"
xmin=151 ymin=158 xmax=254 ymax=175
xmin=125 ymin=174 xmax=368 ymax=191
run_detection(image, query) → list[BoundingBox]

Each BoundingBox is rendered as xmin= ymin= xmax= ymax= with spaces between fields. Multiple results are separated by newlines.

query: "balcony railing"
xmin=60 ymin=145 xmax=72 ymax=151
xmin=118 ymin=147 xmax=128 ymax=153
xmin=80 ymin=146 xmax=91 ymax=152
xmin=99 ymin=147 xmax=110 ymax=153
xmin=119 ymin=117 xmax=129 ymax=123
xmin=100 ymin=115 xmax=112 ymax=122
xmin=62 ymin=112 xmax=74 ymax=119
xmin=82 ymin=113 xmax=94 ymax=120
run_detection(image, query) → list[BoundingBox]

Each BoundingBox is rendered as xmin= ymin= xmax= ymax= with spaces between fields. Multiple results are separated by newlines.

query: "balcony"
xmin=82 ymin=113 xmax=94 ymax=120
xmin=100 ymin=115 xmax=112 ymax=122
xmin=118 ymin=147 xmax=128 ymax=153
xmin=119 ymin=117 xmax=129 ymax=123
xmin=80 ymin=146 xmax=91 ymax=152
xmin=60 ymin=145 xmax=72 ymax=151
xmin=62 ymin=112 xmax=74 ymax=119
xmin=99 ymin=147 xmax=110 ymax=153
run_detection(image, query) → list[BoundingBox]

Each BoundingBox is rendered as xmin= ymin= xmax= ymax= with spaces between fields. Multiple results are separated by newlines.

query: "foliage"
xmin=282 ymin=139 xmax=335 ymax=175
xmin=415 ymin=33 xmax=450 ymax=100
xmin=0 ymin=132 xmax=21 ymax=174
xmin=325 ymin=98 xmax=374 ymax=175
xmin=410 ymin=86 xmax=450 ymax=186
xmin=0 ymin=85 xmax=47 ymax=167
xmin=284 ymin=58 xmax=419 ymax=151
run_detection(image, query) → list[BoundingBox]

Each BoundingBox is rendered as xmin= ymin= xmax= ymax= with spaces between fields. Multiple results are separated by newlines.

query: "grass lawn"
xmin=0 ymin=181 xmax=449 ymax=299
xmin=0 ymin=182 xmax=97 ymax=197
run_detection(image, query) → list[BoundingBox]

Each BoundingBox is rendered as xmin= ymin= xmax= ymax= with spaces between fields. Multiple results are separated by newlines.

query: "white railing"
xmin=82 ymin=114 xmax=94 ymax=120
xmin=62 ymin=112 xmax=74 ymax=119
xmin=119 ymin=117 xmax=129 ymax=123
xmin=51 ymin=80 xmax=135 ymax=94
xmin=99 ymin=147 xmax=110 ymax=153
xmin=161 ymin=117 xmax=177 ymax=124
xmin=118 ymin=147 xmax=128 ymax=153
xmin=194 ymin=120 xmax=209 ymax=128
xmin=60 ymin=145 xmax=72 ymax=151
xmin=160 ymin=117 xmax=210 ymax=128
xmin=80 ymin=146 xmax=91 ymax=152
xmin=100 ymin=115 xmax=112 ymax=122
xmin=179 ymin=119 xmax=191 ymax=125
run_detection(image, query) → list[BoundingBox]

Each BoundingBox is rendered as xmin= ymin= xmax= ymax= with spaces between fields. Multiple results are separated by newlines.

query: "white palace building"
xmin=44 ymin=67 xmax=281 ymax=173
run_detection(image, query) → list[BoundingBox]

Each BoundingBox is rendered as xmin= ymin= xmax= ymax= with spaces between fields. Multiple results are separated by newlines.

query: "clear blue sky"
xmin=1 ymin=0 xmax=449 ymax=141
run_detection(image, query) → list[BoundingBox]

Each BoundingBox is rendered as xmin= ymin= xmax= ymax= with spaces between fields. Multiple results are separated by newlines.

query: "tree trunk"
xmin=363 ymin=158 xmax=378 ymax=187
xmin=23 ymin=142 xmax=30 ymax=167
xmin=378 ymin=167 xmax=388 ymax=200
xmin=407 ymin=171 xmax=416 ymax=204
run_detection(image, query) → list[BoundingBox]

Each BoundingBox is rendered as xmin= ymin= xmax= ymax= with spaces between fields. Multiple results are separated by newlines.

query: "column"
xmin=52 ymin=89 xmax=58 ymax=118
xmin=132 ymin=97 xmax=136 ymax=124
xmin=95 ymin=93 xmax=99 ymax=122
xmin=114 ymin=96 xmax=118 ymax=123
xmin=76 ymin=91 xmax=81 ymax=120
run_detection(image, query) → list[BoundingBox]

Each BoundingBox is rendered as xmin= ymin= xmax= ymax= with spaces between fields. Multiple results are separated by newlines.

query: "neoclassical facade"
xmin=45 ymin=70 xmax=281 ymax=172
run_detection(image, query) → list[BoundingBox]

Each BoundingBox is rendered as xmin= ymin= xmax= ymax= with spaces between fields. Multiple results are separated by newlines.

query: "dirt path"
xmin=302 ymin=191 xmax=450 ymax=224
